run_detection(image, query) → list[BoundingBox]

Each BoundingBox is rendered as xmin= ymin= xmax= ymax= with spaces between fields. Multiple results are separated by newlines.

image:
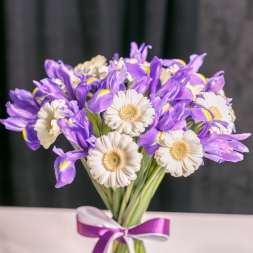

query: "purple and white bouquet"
xmin=1 ymin=42 xmax=250 ymax=253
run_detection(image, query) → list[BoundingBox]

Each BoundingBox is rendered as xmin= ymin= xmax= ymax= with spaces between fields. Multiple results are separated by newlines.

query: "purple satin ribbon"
xmin=77 ymin=216 xmax=170 ymax=253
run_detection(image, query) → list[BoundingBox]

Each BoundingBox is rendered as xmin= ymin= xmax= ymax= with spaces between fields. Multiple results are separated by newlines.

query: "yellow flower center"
xmin=209 ymin=106 xmax=222 ymax=120
xmin=103 ymin=150 xmax=124 ymax=172
xmin=170 ymin=141 xmax=189 ymax=161
xmin=119 ymin=104 xmax=139 ymax=122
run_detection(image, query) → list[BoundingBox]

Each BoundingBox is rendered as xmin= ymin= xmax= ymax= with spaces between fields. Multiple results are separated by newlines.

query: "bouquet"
xmin=1 ymin=42 xmax=250 ymax=253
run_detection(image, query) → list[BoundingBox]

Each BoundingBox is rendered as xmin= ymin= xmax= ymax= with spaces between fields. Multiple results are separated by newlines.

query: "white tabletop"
xmin=0 ymin=207 xmax=253 ymax=253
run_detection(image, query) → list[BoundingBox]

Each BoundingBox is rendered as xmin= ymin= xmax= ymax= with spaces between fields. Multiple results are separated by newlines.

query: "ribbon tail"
xmin=123 ymin=236 xmax=135 ymax=253
xmin=93 ymin=231 xmax=124 ymax=253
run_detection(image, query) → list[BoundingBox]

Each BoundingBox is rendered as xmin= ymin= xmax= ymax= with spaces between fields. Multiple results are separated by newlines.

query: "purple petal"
xmin=58 ymin=62 xmax=76 ymax=100
xmin=125 ymin=62 xmax=150 ymax=79
xmin=221 ymin=151 xmax=243 ymax=163
xmin=111 ymin=65 xmax=127 ymax=93
xmin=0 ymin=117 xmax=28 ymax=131
xmin=6 ymin=102 xmax=37 ymax=120
xmin=130 ymin=75 xmax=150 ymax=94
xmin=23 ymin=125 xmax=40 ymax=150
xmin=9 ymin=89 xmax=39 ymax=113
xmin=149 ymin=56 xmax=162 ymax=95
xmin=87 ymin=89 xmax=113 ymax=114
xmin=189 ymin=73 xmax=205 ymax=85
xmin=141 ymin=44 xmax=152 ymax=63
xmin=76 ymin=84 xmax=89 ymax=109
xmin=113 ymin=53 xmax=119 ymax=61
xmin=44 ymin=59 xmax=60 ymax=79
xmin=130 ymin=42 xmax=139 ymax=58
xmin=190 ymin=108 xmax=213 ymax=122
xmin=161 ymin=59 xmax=186 ymax=68
xmin=187 ymin=53 xmax=207 ymax=73
xmin=175 ymin=87 xmax=193 ymax=101
xmin=138 ymin=128 xmax=160 ymax=155
xmin=53 ymin=148 xmax=86 ymax=188
xmin=228 ymin=140 xmax=249 ymax=152
xmin=206 ymin=75 xmax=225 ymax=93
xmin=204 ymin=153 xmax=221 ymax=162
xmin=217 ymin=133 xmax=251 ymax=141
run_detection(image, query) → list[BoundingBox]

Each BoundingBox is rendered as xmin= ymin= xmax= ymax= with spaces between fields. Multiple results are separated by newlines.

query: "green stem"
xmin=121 ymin=162 xmax=154 ymax=224
xmin=122 ymin=165 xmax=162 ymax=227
xmin=80 ymin=158 xmax=112 ymax=211
xmin=117 ymin=181 xmax=133 ymax=224
xmin=112 ymin=187 xmax=124 ymax=220
xmin=112 ymin=239 xmax=146 ymax=253
xmin=128 ymin=168 xmax=165 ymax=226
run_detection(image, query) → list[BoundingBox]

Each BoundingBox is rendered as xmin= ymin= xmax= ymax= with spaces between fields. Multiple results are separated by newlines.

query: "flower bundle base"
xmin=77 ymin=206 xmax=169 ymax=253
xmin=80 ymin=147 xmax=165 ymax=253
xmin=0 ymin=42 xmax=250 ymax=253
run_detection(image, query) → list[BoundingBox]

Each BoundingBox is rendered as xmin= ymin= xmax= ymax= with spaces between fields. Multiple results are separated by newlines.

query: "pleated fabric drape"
xmin=2 ymin=0 xmax=253 ymax=215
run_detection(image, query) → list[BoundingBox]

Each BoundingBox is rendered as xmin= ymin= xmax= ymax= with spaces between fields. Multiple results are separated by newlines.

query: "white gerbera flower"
xmin=34 ymin=99 xmax=66 ymax=149
xmin=217 ymin=89 xmax=236 ymax=122
xmin=74 ymin=55 xmax=108 ymax=80
xmin=196 ymin=92 xmax=234 ymax=133
xmin=155 ymin=130 xmax=203 ymax=177
xmin=104 ymin=90 xmax=155 ymax=137
xmin=87 ymin=132 xmax=142 ymax=188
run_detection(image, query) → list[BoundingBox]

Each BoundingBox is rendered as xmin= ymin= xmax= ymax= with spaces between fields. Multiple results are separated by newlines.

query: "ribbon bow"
xmin=77 ymin=206 xmax=170 ymax=253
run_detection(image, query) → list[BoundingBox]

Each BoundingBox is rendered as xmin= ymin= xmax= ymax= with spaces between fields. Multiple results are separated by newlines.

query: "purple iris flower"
xmin=33 ymin=78 xmax=69 ymax=103
xmin=138 ymin=56 xmax=193 ymax=103
xmin=53 ymin=147 xmax=87 ymax=188
xmin=187 ymin=53 xmax=207 ymax=73
xmin=87 ymin=61 xmax=127 ymax=114
xmin=57 ymin=103 xmax=95 ymax=150
xmin=203 ymin=71 xmax=225 ymax=93
xmin=44 ymin=59 xmax=73 ymax=79
xmin=37 ymin=59 xmax=99 ymax=110
xmin=130 ymin=42 xmax=152 ymax=63
xmin=138 ymin=103 xmax=187 ymax=155
xmin=128 ymin=56 xmax=161 ymax=94
xmin=44 ymin=59 xmax=79 ymax=101
xmin=53 ymin=104 xmax=96 ymax=188
xmin=201 ymin=133 xmax=250 ymax=163
xmin=124 ymin=42 xmax=152 ymax=79
xmin=0 ymin=89 xmax=40 ymax=150
xmin=157 ymin=68 xmax=192 ymax=101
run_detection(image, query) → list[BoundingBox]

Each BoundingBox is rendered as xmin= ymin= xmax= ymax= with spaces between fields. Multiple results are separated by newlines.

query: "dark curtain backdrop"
xmin=0 ymin=0 xmax=252 ymax=214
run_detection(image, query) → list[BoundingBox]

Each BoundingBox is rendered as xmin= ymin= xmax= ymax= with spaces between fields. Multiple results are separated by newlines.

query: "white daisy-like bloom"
xmin=74 ymin=55 xmax=108 ymax=80
xmin=104 ymin=90 xmax=155 ymax=137
xmin=154 ymin=130 xmax=203 ymax=177
xmin=34 ymin=99 xmax=66 ymax=149
xmin=217 ymin=89 xmax=236 ymax=123
xmin=87 ymin=131 xmax=142 ymax=188
xmin=196 ymin=92 xmax=234 ymax=133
